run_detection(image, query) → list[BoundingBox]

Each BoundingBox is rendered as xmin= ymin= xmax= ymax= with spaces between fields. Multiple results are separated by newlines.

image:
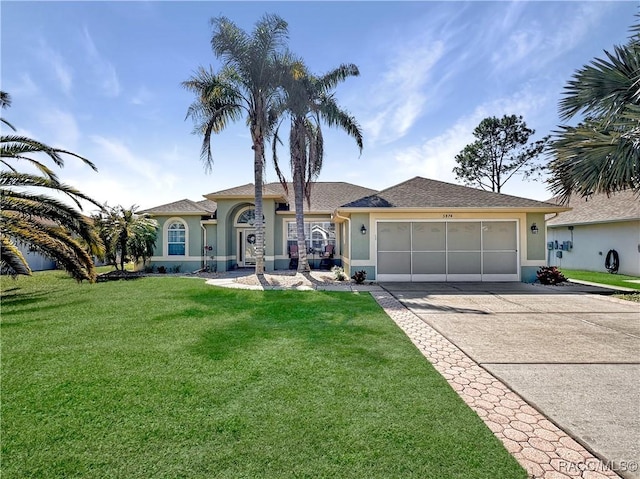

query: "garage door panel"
xmin=412 ymin=222 xmax=446 ymax=250
xmin=483 ymin=251 xmax=517 ymax=274
xmin=378 ymin=222 xmax=410 ymax=251
xmin=377 ymin=252 xmax=411 ymax=274
xmin=448 ymin=222 xmax=481 ymax=250
xmin=412 ymin=252 xmax=446 ymax=274
xmin=483 ymin=222 xmax=517 ymax=250
xmin=448 ymin=252 xmax=482 ymax=274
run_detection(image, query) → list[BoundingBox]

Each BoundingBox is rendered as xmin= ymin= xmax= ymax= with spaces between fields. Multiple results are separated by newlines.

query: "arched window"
xmin=236 ymin=208 xmax=256 ymax=225
xmin=167 ymin=221 xmax=186 ymax=255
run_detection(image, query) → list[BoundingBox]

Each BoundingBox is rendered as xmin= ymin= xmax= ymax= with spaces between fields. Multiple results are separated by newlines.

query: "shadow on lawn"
xmin=176 ymin=289 xmax=389 ymax=363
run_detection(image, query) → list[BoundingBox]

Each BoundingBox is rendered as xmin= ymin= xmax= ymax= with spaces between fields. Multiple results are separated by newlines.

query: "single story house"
xmin=546 ymin=190 xmax=640 ymax=276
xmin=143 ymin=176 xmax=568 ymax=282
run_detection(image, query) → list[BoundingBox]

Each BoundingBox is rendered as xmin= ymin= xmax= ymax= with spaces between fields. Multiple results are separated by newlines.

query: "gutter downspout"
xmin=332 ymin=210 xmax=351 ymax=274
xmin=201 ymin=223 xmax=206 ymax=269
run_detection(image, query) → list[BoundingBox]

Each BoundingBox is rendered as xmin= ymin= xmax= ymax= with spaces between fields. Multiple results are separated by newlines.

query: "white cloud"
xmin=491 ymin=2 xmax=609 ymax=73
xmin=89 ymin=135 xmax=178 ymax=192
xmin=130 ymin=86 xmax=153 ymax=105
xmin=37 ymin=39 xmax=73 ymax=95
xmin=82 ymin=26 xmax=121 ymax=97
xmin=37 ymin=108 xmax=80 ymax=151
xmin=362 ymin=38 xmax=445 ymax=145
xmin=390 ymin=87 xmax=551 ymax=186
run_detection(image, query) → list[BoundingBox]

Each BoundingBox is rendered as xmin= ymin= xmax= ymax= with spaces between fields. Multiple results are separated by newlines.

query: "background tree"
xmin=92 ymin=205 xmax=158 ymax=271
xmin=272 ymin=61 xmax=363 ymax=271
xmin=1 ymin=91 xmax=103 ymax=282
xmin=183 ymin=14 xmax=289 ymax=275
xmin=453 ymin=114 xmax=549 ymax=193
xmin=548 ymin=17 xmax=640 ymax=201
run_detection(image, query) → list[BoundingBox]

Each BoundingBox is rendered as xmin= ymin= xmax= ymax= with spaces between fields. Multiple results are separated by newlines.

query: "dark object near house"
xmin=319 ymin=244 xmax=335 ymax=270
xmin=605 ymin=249 xmax=619 ymax=274
xmin=97 ymin=270 xmax=144 ymax=282
xmin=536 ymin=266 xmax=567 ymax=285
xmin=351 ymin=270 xmax=367 ymax=284
xmin=288 ymin=244 xmax=299 ymax=270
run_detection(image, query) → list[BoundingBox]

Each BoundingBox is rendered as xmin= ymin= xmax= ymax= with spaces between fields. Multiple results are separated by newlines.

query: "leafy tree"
xmin=92 ymin=205 xmax=158 ymax=271
xmin=183 ymin=14 xmax=289 ymax=274
xmin=1 ymin=91 xmax=103 ymax=282
xmin=272 ymin=61 xmax=363 ymax=271
xmin=548 ymin=18 xmax=640 ymax=201
xmin=453 ymin=115 xmax=549 ymax=193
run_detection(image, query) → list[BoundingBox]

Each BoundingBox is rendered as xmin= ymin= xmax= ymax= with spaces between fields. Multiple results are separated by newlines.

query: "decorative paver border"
xmin=371 ymin=290 xmax=622 ymax=479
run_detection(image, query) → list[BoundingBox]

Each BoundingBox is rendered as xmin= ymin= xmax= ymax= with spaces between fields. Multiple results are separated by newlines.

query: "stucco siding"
xmin=548 ymin=220 xmax=640 ymax=276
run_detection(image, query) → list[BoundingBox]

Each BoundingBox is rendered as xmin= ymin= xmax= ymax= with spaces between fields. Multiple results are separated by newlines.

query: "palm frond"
xmin=0 ymin=235 xmax=31 ymax=276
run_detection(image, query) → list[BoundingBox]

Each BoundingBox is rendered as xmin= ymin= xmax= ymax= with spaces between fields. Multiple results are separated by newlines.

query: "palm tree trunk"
xmin=292 ymin=149 xmax=310 ymax=272
xmin=253 ymin=134 xmax=265 ymax=275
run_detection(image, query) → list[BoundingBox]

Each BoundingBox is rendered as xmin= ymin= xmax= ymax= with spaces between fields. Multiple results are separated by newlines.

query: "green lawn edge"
xmin=1 ymin=271 xmax=526 ymax=479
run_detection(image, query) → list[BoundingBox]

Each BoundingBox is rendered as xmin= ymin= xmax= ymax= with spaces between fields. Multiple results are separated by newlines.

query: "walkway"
xmin=202 ymin=271 xmax=632 ymax=478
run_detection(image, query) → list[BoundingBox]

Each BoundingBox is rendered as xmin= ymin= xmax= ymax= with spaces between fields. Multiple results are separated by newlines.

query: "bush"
xmin=331 ymin=266 xmax=347 ymax=281
xmin=157 ymin=266 xmax=167 ymax=274
xmin=351 ymin=270 xmax=367 ymax=284
xmin=536 ymin=266 xmax=567 ymax=285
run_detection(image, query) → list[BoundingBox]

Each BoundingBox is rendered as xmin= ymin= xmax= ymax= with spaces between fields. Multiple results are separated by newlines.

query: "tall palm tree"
xmin=92 ymin=205 xmax=158 ymax=271
xmin=1 ymin=91 xmax=103 ymax=282
xmin=548 ymin=18 xmax=640 ymax=201
xmin=272 ymin=62 xmax=363 ymax=271
xmin=183 ymin=14 xmax=289 ymax=274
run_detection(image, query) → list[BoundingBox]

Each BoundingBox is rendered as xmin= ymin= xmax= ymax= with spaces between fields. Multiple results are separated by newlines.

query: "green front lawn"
xmin=1 ymin=271 xmax=526 ymax=479
xmin=560 ymin=268 xmax=640 ymax=290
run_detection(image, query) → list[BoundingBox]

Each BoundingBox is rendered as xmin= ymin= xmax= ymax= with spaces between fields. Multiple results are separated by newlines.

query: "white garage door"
xmin=377 ymin=221 xmax=519 ymax=282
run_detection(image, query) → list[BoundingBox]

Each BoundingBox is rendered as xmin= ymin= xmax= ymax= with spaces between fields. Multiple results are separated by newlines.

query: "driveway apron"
xmin=380 ymin=282 xmax=639 ymax=479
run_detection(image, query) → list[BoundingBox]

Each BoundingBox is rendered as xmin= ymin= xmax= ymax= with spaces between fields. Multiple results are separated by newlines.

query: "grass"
xmin=559 ymin=268 xmax=640 ymax=290
xmin=559 ymin=268 xmax=640 ymax=306
xmin=1 ymin=271 xmax=526 ymax=479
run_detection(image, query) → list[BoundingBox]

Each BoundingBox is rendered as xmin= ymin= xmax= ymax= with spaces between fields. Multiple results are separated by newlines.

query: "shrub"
xmin=351 ymin=270 xmax=367 ymax=284
xmin=171 ymin=264 xmax=182 ymax=273
xmin=331 ymin=266 xmax=347 ymax=281
xmin=536 ymin=266 xmax=567 ymax=285
xmin=157 ymin=266 xmax=167 ymax=274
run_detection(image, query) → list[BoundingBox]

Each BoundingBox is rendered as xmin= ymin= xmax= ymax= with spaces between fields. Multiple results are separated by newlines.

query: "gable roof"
xmin=206 ymin=182 xmax=378 ymax=213
xmin=546 ymin=190 xmax=640 ymax=226
xmin=142 ymin=198 xmax=217 ymax=215
xmin=205 ymin=183 xmax=287 ymax=200
xmin=340 ymin=176 xmax=566 ymax=211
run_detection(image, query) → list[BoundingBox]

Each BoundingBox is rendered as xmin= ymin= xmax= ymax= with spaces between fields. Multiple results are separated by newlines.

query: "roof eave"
xmin=334 ymin=206 xmax=571 ymax=214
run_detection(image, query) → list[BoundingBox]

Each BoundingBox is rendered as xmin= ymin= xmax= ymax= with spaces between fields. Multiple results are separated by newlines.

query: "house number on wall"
xmin=442 ymin=214 xmax=453 ymax=218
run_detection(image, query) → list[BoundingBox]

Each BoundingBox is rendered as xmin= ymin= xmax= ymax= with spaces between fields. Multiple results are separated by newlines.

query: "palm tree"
xmin=272 ymin=62 xmax=363 ymax=271
xmin=548 ymin=18 xmax=640 ymax=201
xmin=92 ymin=205 xmax=158 ymax=271
xmin=183 ymin=14 xmax=289 ymax=275
xmin=1 ymin=91 xmax=103 ymax=282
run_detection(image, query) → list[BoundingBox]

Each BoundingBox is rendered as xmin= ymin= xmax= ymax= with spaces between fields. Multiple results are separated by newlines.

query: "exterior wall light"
xmin=360 ymin=224 xmax=367 ymax=235
xmin=530 ymin=222 xmax=539 ymax=234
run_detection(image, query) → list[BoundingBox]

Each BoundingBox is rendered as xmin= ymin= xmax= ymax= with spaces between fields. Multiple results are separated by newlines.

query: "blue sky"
xmin=1 ymin=1 xmax=636 ymax=211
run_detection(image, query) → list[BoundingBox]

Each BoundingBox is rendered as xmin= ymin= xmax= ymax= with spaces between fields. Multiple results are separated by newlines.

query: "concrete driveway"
xmin=382 ymin=282 xmax=640 ymax=479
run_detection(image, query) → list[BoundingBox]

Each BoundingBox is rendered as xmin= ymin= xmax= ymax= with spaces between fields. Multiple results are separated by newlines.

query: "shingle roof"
xmin=341 ymin=176 xmax=565 ymax=210
xmin=546 ymin=190 xmax=640 ymax=226
xmin=207 ymin=182 xmax=378 ymax=212
xmin=142 ymin=198 xmax=217 ymax=215
xmin=205 ymin=183 xmax=286 ymax=199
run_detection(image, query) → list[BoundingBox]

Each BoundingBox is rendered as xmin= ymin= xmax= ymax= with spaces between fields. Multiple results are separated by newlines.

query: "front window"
xmin=287 ymin=221 xmax=336 ymax=253
xmin=167 ymin=221 xmax=186 ymax=255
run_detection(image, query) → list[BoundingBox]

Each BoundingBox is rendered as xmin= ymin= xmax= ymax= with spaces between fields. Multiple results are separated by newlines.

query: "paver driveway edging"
xmin=371 ymin=290 xmax=622 ymax=479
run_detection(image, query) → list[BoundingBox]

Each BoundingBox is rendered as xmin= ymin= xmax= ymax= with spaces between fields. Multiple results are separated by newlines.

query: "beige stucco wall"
xmin=336 ymin=210 xmax=550 ymax=281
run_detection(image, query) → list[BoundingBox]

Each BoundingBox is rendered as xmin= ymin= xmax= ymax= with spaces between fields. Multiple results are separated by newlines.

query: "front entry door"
xmin=237 ymin=228 xmax=256 ymax=267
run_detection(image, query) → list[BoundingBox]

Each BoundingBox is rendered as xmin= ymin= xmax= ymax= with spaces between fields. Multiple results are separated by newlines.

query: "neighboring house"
xmin=143 ymin=176 xmax=568 ymax=282
xmin=546 ymin=190 xmax=640 ymax=276
xmin=16 ymin=243 xmax=56 ymax=271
